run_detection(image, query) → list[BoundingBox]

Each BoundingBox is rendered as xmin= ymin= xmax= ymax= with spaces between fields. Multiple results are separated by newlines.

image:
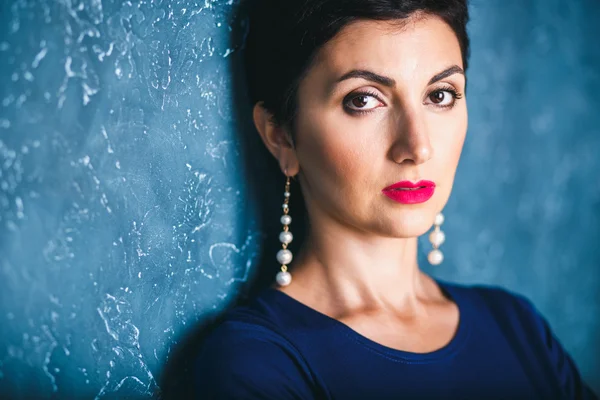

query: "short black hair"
xmin=243 ymin=0 xmax=470 ymax=135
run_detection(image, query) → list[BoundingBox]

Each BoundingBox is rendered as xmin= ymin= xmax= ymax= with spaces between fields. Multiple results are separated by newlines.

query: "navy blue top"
xmin=195 ymin=279 xmax=597 ymax=399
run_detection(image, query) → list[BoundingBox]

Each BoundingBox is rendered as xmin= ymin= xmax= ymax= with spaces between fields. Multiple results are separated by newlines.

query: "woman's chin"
xmin=388 ymin=225 xmax=432 ymax=239
xmin=381 ymin=213 xmax=437 ymax=239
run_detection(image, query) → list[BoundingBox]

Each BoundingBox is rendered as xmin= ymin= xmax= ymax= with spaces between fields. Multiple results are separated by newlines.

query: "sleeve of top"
xmin=502 ymin=289 xmax=598 ymax=400
xmin=194 ymin=319 xmax=319 ymax=399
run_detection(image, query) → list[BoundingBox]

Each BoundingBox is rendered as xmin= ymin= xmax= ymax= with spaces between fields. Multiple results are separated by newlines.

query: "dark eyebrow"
xmin=335 ymin=69 xmax=396 ymax=87
xmin=428 ymin=65 xmax=464 ymax=85
xmin=334 ymin=65 xmax=465 ymax=88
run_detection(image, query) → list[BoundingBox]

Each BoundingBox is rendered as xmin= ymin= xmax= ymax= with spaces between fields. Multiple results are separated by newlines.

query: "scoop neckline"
xmin=265 ymin=278 xmax=471 ymax=362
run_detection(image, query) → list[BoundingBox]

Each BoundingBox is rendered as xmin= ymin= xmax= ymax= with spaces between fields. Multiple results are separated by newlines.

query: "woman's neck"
xmin=278 ymin=226 xmax=441 ymax=318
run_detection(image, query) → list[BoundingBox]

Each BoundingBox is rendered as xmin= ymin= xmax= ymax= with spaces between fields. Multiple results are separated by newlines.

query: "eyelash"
xmin=343 ymin=86 xmax=464 ymax=115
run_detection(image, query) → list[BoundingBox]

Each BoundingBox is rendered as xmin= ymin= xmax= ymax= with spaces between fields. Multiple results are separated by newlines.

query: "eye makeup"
xmin=342 ymin=85 xmax=464 ymax=116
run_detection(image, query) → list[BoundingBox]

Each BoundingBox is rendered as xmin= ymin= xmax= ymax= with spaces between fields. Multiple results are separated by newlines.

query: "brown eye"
xmin=352 ymin=95 xmax=369 ymax=108
xmin=344 ymin=91 xmax=384 ymax=114
xmin=429 ymin=91 xmax=446 ymax=104
xmin=424 ymin=88 xmax=460 ymax=108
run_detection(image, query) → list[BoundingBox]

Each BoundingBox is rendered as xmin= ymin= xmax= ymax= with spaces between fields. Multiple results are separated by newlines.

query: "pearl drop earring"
xmin=428 ymin=212 xmax=445 ymax=265
xmin=275 ymin=174 xmax=293 ymax=286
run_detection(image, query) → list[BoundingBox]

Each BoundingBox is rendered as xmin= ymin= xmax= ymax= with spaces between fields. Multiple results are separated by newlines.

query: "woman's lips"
xmin=381 ymin=180 xmax=436 ymax=204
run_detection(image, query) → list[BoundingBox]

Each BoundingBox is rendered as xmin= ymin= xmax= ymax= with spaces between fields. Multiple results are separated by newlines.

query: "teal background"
xmin=0 ymin=0 xmax=598 ymax=398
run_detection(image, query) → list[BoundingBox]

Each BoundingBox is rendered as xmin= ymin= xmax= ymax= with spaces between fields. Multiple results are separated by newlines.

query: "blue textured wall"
xmin=0 ymin=0 xmax=598 ymax=398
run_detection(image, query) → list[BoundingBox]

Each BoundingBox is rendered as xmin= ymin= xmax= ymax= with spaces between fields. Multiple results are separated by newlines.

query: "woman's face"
xmin=293 ymin=14 xmax=468 ymax=238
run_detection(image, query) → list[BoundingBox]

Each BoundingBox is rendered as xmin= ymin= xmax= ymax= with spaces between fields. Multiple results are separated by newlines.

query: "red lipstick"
xmin=381 ymin=180 xmax=436 ymax=204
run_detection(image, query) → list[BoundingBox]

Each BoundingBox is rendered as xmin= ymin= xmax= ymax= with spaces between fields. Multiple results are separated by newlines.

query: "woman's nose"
xmin=390 ymin=109 xmax=433 ymax=166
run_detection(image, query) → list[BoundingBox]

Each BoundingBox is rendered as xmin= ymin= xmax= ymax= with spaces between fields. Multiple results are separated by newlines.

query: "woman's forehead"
xmin=312 ymin=16 xmax=464 ymax=81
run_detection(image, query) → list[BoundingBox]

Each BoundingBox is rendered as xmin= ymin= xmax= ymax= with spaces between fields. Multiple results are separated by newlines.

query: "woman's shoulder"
xmin=439 ymin=279 xmax=598 ymax=399
xmin=438 ymin=278 xmax=542 ymax=320
xmin=196 ymin=289 xmax=304 ymax=363
xmin=437 ymin=278 xmax=559 ymax=347
xmin=193 ymin=290 xmax=321 ymax=398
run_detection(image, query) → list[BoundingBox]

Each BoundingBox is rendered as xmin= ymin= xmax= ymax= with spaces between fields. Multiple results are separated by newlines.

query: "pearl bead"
xmin=434 ymin=213 xmax=445 ymax=226
xmin=284 ymin=192 xmax=290 ymax=197
xmin=276 ymin=271 xmax=292 ymax=286
xmin=276 ymin=249 xmax=293 ymax=265
xmin=428 ymin=249 xmax=444 ymax=265
xmin=429 ymin=230 xmax=445 ymax=247
xmin=280 ymin=215 xmax=292 ymax=225
xmin=279 ymin=231 xmax=293 ymax=244
xmin=282 ymin=203 xmax=288 ymax=210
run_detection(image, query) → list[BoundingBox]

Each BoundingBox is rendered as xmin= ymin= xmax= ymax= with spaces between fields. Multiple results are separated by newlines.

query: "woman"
xmin=195 ymin=0 xmax=598 ymax=398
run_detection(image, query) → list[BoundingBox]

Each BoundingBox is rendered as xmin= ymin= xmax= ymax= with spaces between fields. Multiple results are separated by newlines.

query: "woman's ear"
xmin=252 ymin=102 xmax=300 ymax=176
